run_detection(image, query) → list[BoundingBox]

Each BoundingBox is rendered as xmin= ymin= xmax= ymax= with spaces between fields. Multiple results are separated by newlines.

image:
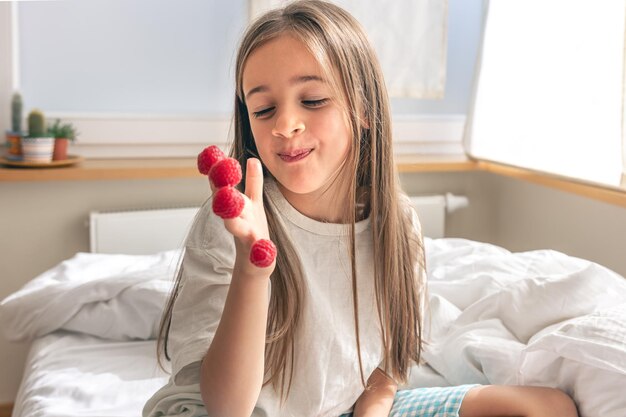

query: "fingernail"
xmin=249 ymin=158 xmax=260 ymax=172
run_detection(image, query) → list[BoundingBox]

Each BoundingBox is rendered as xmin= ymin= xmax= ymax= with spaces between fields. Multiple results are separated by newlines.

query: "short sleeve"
xmin=167 ymin=199 xmax=236 ymax=386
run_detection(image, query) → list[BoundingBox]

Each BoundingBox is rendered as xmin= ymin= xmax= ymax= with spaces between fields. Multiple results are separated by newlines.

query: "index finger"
xmin=245 ymin=158 xmax=264 ymax=202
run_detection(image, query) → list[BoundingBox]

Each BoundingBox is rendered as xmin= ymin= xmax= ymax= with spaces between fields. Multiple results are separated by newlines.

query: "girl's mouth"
xmin=279 ymin=149 xmax=312 ymax=162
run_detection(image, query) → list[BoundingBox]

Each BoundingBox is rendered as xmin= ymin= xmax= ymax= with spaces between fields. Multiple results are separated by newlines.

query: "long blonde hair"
xmin=158 ymin=0 xmax=425 ymax=404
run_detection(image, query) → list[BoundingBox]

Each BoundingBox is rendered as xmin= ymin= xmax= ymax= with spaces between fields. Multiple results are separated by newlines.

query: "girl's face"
xmin=242 ymin=34 xmax=352 ymax=200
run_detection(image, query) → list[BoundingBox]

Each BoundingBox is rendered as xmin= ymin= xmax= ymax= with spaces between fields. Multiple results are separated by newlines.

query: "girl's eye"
xmin=251 ymin=99 xmax=328 ymax=119
xmin=303 ymin=98 xmax=328 ymax=107
xmin=252 ymin=107 xmax=275 ymax=119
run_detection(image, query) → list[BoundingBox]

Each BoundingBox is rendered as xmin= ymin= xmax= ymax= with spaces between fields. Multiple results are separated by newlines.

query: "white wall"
xmin=492 ymin=175 xmax=626 ymax=278
xmin=17 ymin=0 xmax=248 ymax=115
xmin=10 ymin=0 xmax=485 ymax=117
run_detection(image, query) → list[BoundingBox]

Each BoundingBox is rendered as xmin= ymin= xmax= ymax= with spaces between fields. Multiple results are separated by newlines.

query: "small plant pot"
xmin=21 ymin=137 xmax=55 ymax=163
xmin=5 ymin=130 xmax=23 ymax=161
xmin=53 ymin=138 xmax=70 ymax=160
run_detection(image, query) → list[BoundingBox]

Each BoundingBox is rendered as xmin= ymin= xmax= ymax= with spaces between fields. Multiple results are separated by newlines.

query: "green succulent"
xmin=11 ymin=93 xmax=23 ymax=133
xmin=47 ymin=119 xmax=79 ymax=141
xmin=27 ymin=109 xmax=46 ymax=137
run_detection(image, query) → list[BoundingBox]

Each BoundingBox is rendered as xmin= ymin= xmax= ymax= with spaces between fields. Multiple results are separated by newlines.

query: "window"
xmin=466 ymin=0 xmax=625 ymax=188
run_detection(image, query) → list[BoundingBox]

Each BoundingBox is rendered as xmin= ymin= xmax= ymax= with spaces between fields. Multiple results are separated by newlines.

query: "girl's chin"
xmin=275 ymin=175 xmax=320 ymax=194
xmin=276 ymin=180 xmax=315 ymax=195
xmin=276 ymin=175 xmax=343 ymax=197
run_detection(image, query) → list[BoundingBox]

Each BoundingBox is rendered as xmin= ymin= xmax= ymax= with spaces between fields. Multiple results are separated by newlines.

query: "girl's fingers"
xmin=245 ymin=158 xmax=264 ymax=202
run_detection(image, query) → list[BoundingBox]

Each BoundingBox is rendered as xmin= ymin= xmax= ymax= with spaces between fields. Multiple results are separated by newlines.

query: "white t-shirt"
xmin=143 ymin=178 xmax=420 ymax=417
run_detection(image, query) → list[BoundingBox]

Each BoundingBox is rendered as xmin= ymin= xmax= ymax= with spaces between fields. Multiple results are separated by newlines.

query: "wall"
xmin=11 ymin=0 xmax=484 ymax=116
xmin=492 ymin=175 xmax=626 ymax=278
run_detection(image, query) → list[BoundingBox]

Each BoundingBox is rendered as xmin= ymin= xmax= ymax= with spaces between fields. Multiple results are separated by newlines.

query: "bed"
xmin=1 ymin=207 xmax=626 ymax=417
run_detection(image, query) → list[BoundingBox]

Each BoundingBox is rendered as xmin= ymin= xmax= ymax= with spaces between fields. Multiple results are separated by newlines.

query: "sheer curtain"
xmin=249 ymin=0 xmax=449 ymax=99
xmin=466 ymin=0 xmax=626 ymax=188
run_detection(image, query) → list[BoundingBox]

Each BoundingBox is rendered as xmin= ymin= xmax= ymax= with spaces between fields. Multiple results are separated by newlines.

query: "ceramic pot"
xmin=21 ymin=137 xmax=55 ymax=163
xmin=53 ymin=138 xmax=69 ymax=160
xmin=5 ymin=131 xmax=23 ymax=160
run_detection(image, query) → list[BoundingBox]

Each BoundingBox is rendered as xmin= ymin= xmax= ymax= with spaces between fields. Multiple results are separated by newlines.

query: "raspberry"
xmin=197 ymin=145 xmax=225 ymax=175
xmin=209 ymin=157 xmax=243 ymax=188
xmin=250 ymin=239 xmax=277 ymax=268
xmin=212 ymin=186 xmax=245 ymax=219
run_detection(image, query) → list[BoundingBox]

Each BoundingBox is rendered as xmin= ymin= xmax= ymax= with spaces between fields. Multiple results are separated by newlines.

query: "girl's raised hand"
xmin=198 ymin=146 xmax=276 ymax=276
xmin=215 ymin=159 xmax=269 ymax=243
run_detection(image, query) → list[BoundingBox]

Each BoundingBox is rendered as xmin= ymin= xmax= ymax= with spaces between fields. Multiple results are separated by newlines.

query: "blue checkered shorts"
xmin=339 ymin=384 xmax=479 ymax=417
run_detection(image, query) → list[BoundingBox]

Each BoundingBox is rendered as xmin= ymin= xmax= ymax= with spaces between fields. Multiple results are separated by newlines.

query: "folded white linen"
xmin=0 ymin=250 xmax=181 ymax=342
xmin=12 ymin=331 xmax=169 ymax=417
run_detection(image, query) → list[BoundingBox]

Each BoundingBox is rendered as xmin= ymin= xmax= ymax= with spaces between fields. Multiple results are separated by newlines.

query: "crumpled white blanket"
xmin=0 ymin=250 xmax=181 ymax=342
xmin=415 ymin=239 xmax=626 ymax=417
xmin=421 ymin=238 xmax=626 ymax=384
xmin=2 ymin=238 xmax=626 ymax=417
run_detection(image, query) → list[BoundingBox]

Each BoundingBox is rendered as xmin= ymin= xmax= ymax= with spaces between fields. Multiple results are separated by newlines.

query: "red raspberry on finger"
xmin=209 ymin=157 xmax=243 ymax=188
xmin=212 ymin=186 xmax=245 ymax=219
xmin=250 ymin=239 xmax=277 ymax=268
xmin=197 ymin=145 xmax=225 ymax=175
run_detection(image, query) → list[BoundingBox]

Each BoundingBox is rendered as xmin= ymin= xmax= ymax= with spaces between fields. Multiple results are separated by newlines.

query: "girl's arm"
xmin=200 ymin=159 xmax=274 ymax=417
xmin=352 ymin=367 xmax=398 ymax=417
xmin=460 ymin=385 xmax=579 ymax=417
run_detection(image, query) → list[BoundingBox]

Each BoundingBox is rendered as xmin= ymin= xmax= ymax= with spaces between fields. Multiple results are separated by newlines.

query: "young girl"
xmin=144 ymin=1 xmax=579 ymax=416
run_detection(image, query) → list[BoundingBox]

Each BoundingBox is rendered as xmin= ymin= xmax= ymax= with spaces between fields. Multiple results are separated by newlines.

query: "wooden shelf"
xmin=477 ymin=161 xmax=626 ymax=209
xmin=2 ymin=155 xmax=626 ymax=209
xmin=0 ymin=403 xmax=13 ymax=417
xmin=0 ymin=158 xmax=199 ymax=182
xmin=396 ymin=154 xmax=479 ymax=172
xmin=0 ymin=155 xmax=477 ymax=182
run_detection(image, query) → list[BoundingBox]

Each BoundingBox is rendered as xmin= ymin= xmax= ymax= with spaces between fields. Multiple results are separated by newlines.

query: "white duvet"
xmin=2 ymin=238 xmax=626 ymax=417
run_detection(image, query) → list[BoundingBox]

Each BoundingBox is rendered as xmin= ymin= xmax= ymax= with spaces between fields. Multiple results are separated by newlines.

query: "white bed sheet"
xmin=12 ymin=331 xmax=169 ymax=417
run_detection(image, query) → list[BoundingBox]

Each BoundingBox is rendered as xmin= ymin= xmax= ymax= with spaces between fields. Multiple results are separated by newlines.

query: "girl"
xmin=144 ymin=1 xmax=579 ymax=416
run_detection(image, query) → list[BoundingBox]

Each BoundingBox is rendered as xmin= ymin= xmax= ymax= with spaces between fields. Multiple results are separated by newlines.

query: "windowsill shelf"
xmin=1 ymin=155 xmax=625 ymax=209
xmin=0 ymin=154 xmax=479 ymax=182
xmin=0 ymin=158 xmax=201 ymax=182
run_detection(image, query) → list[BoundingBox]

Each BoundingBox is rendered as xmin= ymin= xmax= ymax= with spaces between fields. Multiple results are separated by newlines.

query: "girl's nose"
xmin=271 ymin=107 xmax=305 ymax=139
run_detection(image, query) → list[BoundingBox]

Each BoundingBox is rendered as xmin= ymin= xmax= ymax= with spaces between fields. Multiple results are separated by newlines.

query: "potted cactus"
xmin=48 ymin=119 xmax=78 ymax=160
xmin=21 ymin=109 xmax=55 ymax=163
xmin=5 ymin=93 xmax=24 ymax=161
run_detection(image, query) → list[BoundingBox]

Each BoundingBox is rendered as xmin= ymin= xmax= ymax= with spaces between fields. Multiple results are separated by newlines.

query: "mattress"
xmin=12 ymin=331 xmax=169 ymax=417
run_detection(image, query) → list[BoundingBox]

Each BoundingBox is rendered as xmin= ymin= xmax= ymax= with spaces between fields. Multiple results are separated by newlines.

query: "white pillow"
xmin=519 ymin=303 xmax=626 ymax=417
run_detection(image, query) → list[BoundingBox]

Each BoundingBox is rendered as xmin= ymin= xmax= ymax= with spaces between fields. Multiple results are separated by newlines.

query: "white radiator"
xmin=89 ymin=207 xmax=199 ymax=254
xmin=89 ymin=194 xmax=468 ymax=254
xmin=409 ymin=193 xmax=468 ymax=238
